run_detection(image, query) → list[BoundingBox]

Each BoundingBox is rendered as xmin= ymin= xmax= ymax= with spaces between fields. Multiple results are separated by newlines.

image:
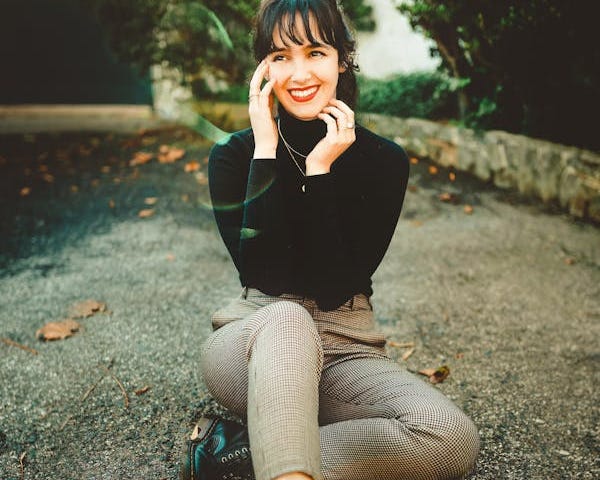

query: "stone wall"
xmin=360 ymin=113 xmax=600 ymax=223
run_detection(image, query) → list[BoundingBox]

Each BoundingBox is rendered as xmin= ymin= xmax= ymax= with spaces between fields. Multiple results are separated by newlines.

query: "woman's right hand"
xmin=248 ymin=60 xmax=278 ymax=158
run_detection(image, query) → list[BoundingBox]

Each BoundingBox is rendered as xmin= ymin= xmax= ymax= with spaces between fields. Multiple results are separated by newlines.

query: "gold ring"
xmin=346 ymin=122 xmax=355 ymax=129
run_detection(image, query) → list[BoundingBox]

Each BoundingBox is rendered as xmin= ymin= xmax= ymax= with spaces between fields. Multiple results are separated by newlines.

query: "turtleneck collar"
xmin=277 ymin=104 xmax=327 ymax=157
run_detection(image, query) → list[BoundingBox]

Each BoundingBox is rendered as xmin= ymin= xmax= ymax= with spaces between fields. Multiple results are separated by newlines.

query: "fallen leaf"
xmin=129 ymin=151 xmax=153 ymax=167
xmin=69 ymin=300 xmax=107 ymax=319
xmin=113 ymin=177 xmax=121 ymax=184
xmin=20 ymin=187 xmax=31 ymax=196
xmin=101 ymin=166 xmax=111 ymax=174
xmin=158 ymin=147 xmax=186 ymax=164
xmin=166 ymin=253 xmax=176 ymax=261
xmin=401 ymin=347 xmax=415 ymax=361
xmin=564 ymin=257 xmax=576 ymax=265
xmin=449 ymin=172 xmax=456 ymax=182
xmin=387 ymin=341 xmax=415 ymax=349
xmin=36 ymin=319 xmax=80 ymax=341
xmin=418 ymin=365 xmax=450 ymax=384
xmin=464 ymin=205 xmax=474 ymax=215
xmin=39 ymin=164 xmax=48 ymax=173
xmin=181 ymin=194 xmax=190 ymax=203
xmin=411 ymin=220 xmax=423 ymax=227
xmin=407 ymin=185 xmax=418 ymax=193
xmin=455 ymin=352 xmax=465 ymax=360
xmin=138 ymin=209 xmax=155 ymax=218
xmin=410 ymin=157 xmax=419 ymax=164
xmin=42 ymin=173 xmax=55 ymax=183
xmin=185 ymin=160 xmax=201 ymax=172
xmin=108 ymin=199 xmax=115 ymax=209
xmin=428 ymin=165 xmax=438 ymax=175
xmin=438 ymin=192 xmax=456 ymax=203
xmin=70 ymin=185 xmax=79 ymax=193
xmin=144 ymin=197 xmax=158 ymax=206
xmin=159 ymin=144 xmax=170 ymax=154
xmin=135 ymin=385 xmax=151 ymax=396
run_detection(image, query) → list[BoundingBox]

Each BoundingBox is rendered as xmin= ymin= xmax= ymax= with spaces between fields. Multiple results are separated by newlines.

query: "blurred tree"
xmin=398 ymin=0 xmax=599 ymax=150
xmin=343 ymin=0 xmax=376 ymax=32
xmin=84 ymin=0 xmax=375 ymax=95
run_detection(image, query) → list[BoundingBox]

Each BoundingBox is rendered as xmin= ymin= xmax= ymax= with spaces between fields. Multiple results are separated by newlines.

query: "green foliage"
xmin=398 ymin=0 xmax=600 ymax=150
xmin=83 ymin=0 xmax=259 ymax=86
xmin=357 ymin=72 xmax=458 ymax=120
xmin=342 ymin=0 xmax=376 ymax=32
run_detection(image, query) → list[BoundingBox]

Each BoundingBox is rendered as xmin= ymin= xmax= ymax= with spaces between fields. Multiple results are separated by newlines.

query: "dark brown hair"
xmin=253 ymin=0 xmax=359 ymax=108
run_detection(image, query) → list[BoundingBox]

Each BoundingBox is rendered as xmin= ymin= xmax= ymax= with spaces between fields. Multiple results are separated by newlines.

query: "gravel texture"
xmin=0 ymin=127 xmax=598 ymax=479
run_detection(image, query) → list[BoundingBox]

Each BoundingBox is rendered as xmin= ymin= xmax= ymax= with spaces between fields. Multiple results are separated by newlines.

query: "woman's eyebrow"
xmin=270 ymin=41 xmax=328 ymax=53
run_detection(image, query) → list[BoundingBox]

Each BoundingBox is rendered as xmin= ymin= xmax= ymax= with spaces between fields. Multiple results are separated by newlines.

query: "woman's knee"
xmin=394 ymin=407 xmax=480 ymax=479
xmin=244 ymin=300 xmax=323 ymax=360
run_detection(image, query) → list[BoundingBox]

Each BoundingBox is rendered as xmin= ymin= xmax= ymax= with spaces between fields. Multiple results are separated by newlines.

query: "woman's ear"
xmin=339 ymin=61 xmax=347 ymax=73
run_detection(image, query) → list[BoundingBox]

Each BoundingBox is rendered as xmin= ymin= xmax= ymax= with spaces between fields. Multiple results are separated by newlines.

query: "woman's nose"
xmin=290 ymin=59 xmax=311 ymax=83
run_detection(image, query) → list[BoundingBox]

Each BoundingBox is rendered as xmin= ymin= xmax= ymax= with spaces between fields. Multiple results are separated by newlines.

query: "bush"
xmin=357 ymin=72 xmax=459 ymax=120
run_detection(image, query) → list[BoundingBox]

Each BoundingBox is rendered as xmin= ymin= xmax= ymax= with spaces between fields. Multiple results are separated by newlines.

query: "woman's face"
xmin=266 ymin=12 xmax=344 ymax=121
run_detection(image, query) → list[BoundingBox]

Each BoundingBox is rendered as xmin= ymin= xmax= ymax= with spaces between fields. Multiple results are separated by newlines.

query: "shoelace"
xmin=216 ymin=446 xmax=253 ymax=480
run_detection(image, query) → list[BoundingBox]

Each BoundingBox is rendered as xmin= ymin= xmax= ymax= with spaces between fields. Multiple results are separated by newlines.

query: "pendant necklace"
xmin=277 ymin=118 xmax=307 ymax=192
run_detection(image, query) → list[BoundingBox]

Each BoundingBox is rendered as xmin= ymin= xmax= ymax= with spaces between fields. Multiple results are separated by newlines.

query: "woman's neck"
xmin=278 ymin=105 xmax=327 ymax=156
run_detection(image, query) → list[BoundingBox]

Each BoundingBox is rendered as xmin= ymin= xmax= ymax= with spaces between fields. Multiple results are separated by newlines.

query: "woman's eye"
xmin=272 ymin=54 xmax=286 ymax=62
xmin=310 ymin=51 xmax=325 ymax=57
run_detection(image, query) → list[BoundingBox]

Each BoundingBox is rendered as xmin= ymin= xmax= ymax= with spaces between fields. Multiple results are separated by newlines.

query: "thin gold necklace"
xmin=277 ymin=118 xmax=306 ymax=192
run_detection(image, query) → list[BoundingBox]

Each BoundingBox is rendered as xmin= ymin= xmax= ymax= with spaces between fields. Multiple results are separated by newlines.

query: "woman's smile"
xmin=288 ymin=86 xmax=319 ymax=102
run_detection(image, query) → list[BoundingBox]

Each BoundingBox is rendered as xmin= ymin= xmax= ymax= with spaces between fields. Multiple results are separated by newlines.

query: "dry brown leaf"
xmin=401 ymin=347 xmax=416 ymax=361
xmin=70 ymin=185 xmax=79 ymax=193
xmin=158 ymin=147 xmax=186 ymax=164
xmin=428 ymin=165 xmax=438 ymax=175
xmin=564 ymin=257 xmax=576 ymax=265
xmin=407 ymin=185 xmax=418 ymax=193
xmin=411 ymin=220 xmax=423 ymax=228
xmin=418 ymin=365 xmax=450 ymax=384
xmin=449 ymin=172 xmax=456 ymax=182
xmin=135 ymin=385 xmax=151 ymax=396
xmin=410 ymin=157 xmax=419 ymax=164
xmin=129 ymin=151 xmax=153 ymax=167
xmin=108 ymin=199 xmax=115 ymax=209
xmin=20 ymin=187 xmax=31 ymax=196
xmin=101 ymin=165 xmax=111 ymax=174
xmin=36 ymin=319 xmax=80 ymax=341
xmin=39 ymin=164 xmax=48 ymax=172
xmin=166 ymin=253 xmax=176 ymax=261
xmin=144 ymin=197 xmax=158 ymax=206
xmin=464 ymin=205 xmax=474 ymax=215
xmin=69 ymin=300 xmax=107 ymax=319
xmin=438 ymin=192 xmax=455 ymax=202
xmin=138 ymin=209 xmax=155 ymax=218
xmin=455 ymin=352 xmax=465 ymax=360
xmin=387 ymin=341 xmax=415 ymax=349
xmin=184 ymin=160 xmax=201 ymax=172
xmin=42 ymin=173 xmax=55 ymax=183
xmin=181 ymin=194 xmax=190 ymax=203
xmin=159 ymin=144 xmax=170 ymax=154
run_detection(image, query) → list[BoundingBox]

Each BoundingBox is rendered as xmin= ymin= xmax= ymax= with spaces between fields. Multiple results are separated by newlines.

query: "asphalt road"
xmin=1 ymin=125 xmax=598 ymax=479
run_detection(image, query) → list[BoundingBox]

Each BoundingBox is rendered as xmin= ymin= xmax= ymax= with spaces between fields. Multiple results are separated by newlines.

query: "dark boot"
xmin=180 ymin=416 xmax=254 ymax=480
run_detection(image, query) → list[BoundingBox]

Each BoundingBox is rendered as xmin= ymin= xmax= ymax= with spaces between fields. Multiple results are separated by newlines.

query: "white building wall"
xmin=355 ymin=0 xmax=440 ymax=78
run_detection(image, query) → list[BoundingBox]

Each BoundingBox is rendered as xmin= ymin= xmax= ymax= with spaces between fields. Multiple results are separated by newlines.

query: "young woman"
xmin=181 ymin=1 xmax=480 ymax=479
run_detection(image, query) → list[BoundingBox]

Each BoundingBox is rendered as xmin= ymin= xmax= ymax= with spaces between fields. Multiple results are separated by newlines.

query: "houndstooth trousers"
xmin=200 ymin=288 xmax=480 ymax=480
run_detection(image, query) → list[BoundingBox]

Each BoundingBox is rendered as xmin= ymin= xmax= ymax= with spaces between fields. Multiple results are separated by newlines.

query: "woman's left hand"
xmin=305 ymin=99 xmax=356 ymax=175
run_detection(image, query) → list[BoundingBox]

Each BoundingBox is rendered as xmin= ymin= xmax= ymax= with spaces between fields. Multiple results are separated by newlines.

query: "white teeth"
xmin=290 ymin=87 xmax=317 ymax=98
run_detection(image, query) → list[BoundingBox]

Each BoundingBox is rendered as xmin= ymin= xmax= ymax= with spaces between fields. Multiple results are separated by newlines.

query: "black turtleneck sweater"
xmin=208 ymin=107 xmax=409 ymax=311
